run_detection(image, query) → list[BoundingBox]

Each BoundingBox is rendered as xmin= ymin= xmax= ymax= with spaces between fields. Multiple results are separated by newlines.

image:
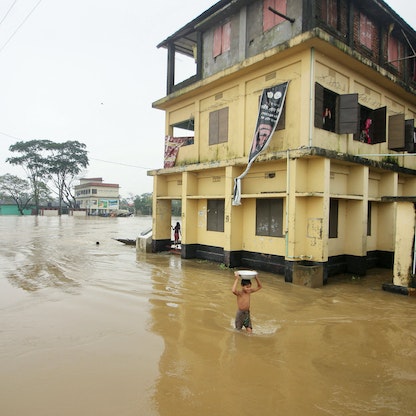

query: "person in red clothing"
xmin=172 ymin=222 xmax=181 ymax=245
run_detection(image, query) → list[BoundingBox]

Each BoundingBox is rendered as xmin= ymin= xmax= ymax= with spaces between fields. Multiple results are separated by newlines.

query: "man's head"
xmin=241 ymin=279 xmax=252 ymax=287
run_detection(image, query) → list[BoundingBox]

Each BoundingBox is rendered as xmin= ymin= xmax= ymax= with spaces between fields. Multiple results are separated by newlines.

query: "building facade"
xmin=149 ymin=0 xmax=416 ymax=283
xmin=75 ymin=177 xmax=120 ymax=216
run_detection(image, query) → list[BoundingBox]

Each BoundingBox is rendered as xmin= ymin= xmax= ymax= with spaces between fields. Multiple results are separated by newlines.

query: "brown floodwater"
xmin=0 ymin=215 xmax=415 ymax=416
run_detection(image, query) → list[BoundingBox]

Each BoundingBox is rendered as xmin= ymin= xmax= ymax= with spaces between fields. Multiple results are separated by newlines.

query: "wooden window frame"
xmin=405 ymin=119 xmax=416 ymax=153
xmin=256 ymin=198 xmax=284 ymax=237
xmin=315 ymin=83 xmax=359 ymax=134
xmin=213 ymin=21 xmax=231 ymax=58
xmin=367 ymin=201 xmax=372 ymax=236
xmin=354 ymin=104 xmax=387 ymax=144
xmin=329 ymin=199 xmax=339 ymax=239
xmin=207 ymin=199 xmax=225 ymax=232
xmin=209 ymin=107 xmax=229 ymax=145
xmin=388 ymin=35 xmax=403 ymax=70
xmin=322 ymin=0 xmax=338 ymax=29
xmin=359 ymin=13 xmax=373 ymax=49
xmin=388 ymin=114 xmax=406 ymax=151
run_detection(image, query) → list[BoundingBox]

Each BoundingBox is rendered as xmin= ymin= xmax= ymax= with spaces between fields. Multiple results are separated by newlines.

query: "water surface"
xmin=0 ymin=216 xmax=415 ymax=415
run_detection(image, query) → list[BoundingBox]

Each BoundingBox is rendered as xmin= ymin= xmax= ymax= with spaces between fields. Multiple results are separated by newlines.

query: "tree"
xmin=134 ymin=193 xmax=152 ymax=215
xmin=48 ymin=141 xmax=89 ymax=214
xmin=6 ymin=140 xmax=53 ymax=215
xmin=171 ymin=199 xmax=182 ymax=216
xmin=6 ymin=140 xmax=89 ymax=215
xmin=0 ymin=174 xmax=33 ymax=215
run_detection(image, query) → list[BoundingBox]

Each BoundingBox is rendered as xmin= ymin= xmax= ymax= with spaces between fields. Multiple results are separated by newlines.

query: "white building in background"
xmin=75 ymin=177 xmax=120 ymax=216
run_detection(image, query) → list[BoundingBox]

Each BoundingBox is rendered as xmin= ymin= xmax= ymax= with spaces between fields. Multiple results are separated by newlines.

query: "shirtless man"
xmin=232 ymin=272 xmax=262 ymax=333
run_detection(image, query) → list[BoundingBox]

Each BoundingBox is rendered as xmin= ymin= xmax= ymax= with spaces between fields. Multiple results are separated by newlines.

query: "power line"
xmin=0 ymin=132 xmax=154 ymax=170
xmin=0 ymin=0 xmax=18 ymax=27
xmin=90 ymin=157 xmax=152 ymax=170
xmin=0 ymin=0 xmax=43 ymax=55
xmin=0 ymin=130 xmax=20 ymax=140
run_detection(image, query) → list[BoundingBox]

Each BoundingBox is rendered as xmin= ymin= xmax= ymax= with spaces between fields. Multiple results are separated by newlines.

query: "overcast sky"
xmin=0 ymin=0 xmax=414 ymax=198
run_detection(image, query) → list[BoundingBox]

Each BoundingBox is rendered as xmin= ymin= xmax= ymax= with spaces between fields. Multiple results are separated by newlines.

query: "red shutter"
xmin=263 ymin=0 xmax=286 ymax=32
xmin=222 ymin=21 xmax=231 ymax=53
xmin=213 ymin=26 xmax=222 ymax=58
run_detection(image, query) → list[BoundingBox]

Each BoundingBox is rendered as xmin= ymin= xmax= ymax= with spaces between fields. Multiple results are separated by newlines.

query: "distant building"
xmin=0 ymin=200 xmax=34 ymax=216
xmin=75 ymin=177 xmax=120 ymax=216
xmin=149 ymin=0 xmax=416 ymax=285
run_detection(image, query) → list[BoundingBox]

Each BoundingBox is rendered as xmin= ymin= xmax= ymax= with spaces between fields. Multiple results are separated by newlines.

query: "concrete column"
xmin=181 ymin=171 xmax=198 ymax=258
xmin=393 ymin=202 xmax=415 ymax=287
xmin=224 ymin=166 xmax=243 ymax=267
xmin=152 ymin=176 xmax=171 ymax=252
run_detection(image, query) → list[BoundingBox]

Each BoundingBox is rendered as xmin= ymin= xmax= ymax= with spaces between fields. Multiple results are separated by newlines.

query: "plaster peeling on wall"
xmin=307 ymin=218 xmax=323 ymax=240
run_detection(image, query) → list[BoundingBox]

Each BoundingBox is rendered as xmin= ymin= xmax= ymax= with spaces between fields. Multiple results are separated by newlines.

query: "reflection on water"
xmin=0 ymin=216 xmax=415 ymax=416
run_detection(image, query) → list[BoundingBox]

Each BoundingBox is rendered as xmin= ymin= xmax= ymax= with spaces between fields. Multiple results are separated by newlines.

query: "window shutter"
xmin=388 ymin=114 xmax=405 ymax=150
xmin=314 ymin=83 xmax=324 ymax=129
xmin=213 ymin=26 xmax=222 ymax=58
xmin=372 ymin=106 xmax=387 ymax=144
xmin=405 ymin=119 xmax=415 ymax=153
xmin=336 ymin=93 xmax=358 ymax=134
xmin=329 ymin=199 xmax=339 ymax=238
xmin=263 ymin=0 xmax=286 ymax=31
xmin=222 ymin=22 xmax=231 ymax=53
xmin=388 ymin=36 xmax=399 ymax=68
xmin=218 ymin=107 xmax=229 ymax=143
xmin=209 ymin=111 xmax=219 ymax=145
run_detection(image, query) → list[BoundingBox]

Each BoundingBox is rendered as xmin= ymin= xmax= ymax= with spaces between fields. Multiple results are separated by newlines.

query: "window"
xmin=315 ymin=83 xmax=359 ymax=134
xmin=209 ymin=107 xmax=229 ymax=145
xmin=329 ymin=199 xmax=338 ymax=238
xmin=322 ymin=0 xmax=338 ymax=29
xmin=171 ymin=119 xmax=195 ymax=146
xmin=388 ymin=116 xmax=416 ymax=152
xmin=412 ymin=59 xmax=416 ymax=82
xmin=359 ymin=13 xmax=373 ymax=49
xmin=388 ymin=114 xmax=405 ymax=150
xmin=388 ymin=36 xmax=404 ymax=70
xmin=367 ymin=202 xmax=372 ymax=236
xmin=263 ymin=0 xmax=287 ymax=32
xmin=315 ymin=84 xmax=337 ymax=132
xmin=256 ymin=198 xmax=284 ymax=237
xmin=207 ymin=199 xmax=225 ymax=232
xmin=92 ymin=189 xmax=97 ymax=194
xmin=354 ymin=104 xmax=386 ymax=144
xmin=213 ymin=21 xmax=231 ymax=58
xmin=405 ymin=119 xmax=416 ymax=153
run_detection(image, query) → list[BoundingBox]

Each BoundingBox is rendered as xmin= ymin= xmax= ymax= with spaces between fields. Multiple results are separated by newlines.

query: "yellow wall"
xmin=152 ymin=43 xmax=416 ymax=268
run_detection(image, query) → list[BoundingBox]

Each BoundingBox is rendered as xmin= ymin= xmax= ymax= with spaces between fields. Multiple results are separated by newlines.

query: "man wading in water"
xmin=232 ymin=272 xmax=262 ymax=333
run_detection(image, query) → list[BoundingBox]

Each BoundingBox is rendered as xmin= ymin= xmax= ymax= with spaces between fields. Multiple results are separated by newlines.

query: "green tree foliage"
xmin=48 ymin=141 xmax=89 ymax=214
xmin=6 ymin=139 xmax=89 ymax=215
xmin=7 ymin=140 xmax=52 ymax=215
xmin=134 ymin=193 xmax=152 ymax=215
xmin=171 ymin=199 xmax=181 ymax=216
xmin=0 ymin=174 xmax=33 ymax=215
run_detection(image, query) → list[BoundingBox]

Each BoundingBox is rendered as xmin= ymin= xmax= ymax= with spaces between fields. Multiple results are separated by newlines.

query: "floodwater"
xmin=0 ymin=216 xmax=415 ymax=416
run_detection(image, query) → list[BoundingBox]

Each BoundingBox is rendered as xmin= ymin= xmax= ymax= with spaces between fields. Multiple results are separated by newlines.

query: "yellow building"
xmin=75 ymin=177 xmax=120 ymax=216
xmin=149 ymin=0 xmax=416 ymax=285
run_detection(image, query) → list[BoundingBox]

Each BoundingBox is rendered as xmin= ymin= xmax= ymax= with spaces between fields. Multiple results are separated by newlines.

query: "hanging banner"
xmin=164 ymin=136 xmax=194 ymax=168
xmin=232 ymin=81 xmax=289 ymax=205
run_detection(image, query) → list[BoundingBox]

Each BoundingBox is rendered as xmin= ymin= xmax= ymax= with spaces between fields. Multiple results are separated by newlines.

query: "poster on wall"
xmin=232 ymin=81 xmax=289 ymax=205
xmin=164 ymin=136 xmax=194 ymax=168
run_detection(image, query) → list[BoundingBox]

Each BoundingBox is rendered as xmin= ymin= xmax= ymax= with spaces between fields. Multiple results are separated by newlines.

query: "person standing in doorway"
xmin=172 ymin=222 xmax=181 ymax=246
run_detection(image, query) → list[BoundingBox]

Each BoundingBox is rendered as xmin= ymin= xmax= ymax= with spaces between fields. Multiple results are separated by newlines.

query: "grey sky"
xmin=0 ymin=0 xmax=414 ymax=198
